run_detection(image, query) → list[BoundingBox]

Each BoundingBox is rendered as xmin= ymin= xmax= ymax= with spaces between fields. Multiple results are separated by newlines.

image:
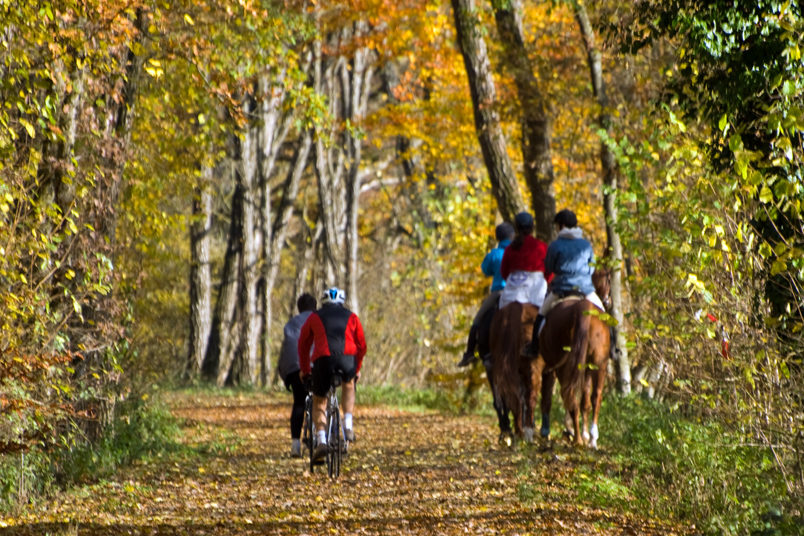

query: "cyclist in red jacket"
xmin=298 ymin=288 xmax=367 ymax=461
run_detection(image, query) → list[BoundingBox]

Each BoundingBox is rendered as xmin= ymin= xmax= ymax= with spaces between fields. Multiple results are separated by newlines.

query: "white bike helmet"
xmin=322 ymin=287 xmax=346 ymax=305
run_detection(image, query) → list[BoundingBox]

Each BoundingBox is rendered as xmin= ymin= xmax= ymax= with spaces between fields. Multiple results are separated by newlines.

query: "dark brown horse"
xmin=535 ymin=268 xmax=612 ymax=448
xmin=489 ymin=301 xmax=540 ymax=441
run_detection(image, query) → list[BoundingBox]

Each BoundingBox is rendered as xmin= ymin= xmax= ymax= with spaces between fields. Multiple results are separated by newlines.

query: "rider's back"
xmin=500 ymin=235 xmax=547 ymax=279
xmin=545 ymin=229 xmax=595 ymax=295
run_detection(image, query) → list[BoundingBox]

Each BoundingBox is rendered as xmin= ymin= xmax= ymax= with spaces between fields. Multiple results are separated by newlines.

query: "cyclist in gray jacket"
xmin=279 ymin=293 xmax=316 ymax=458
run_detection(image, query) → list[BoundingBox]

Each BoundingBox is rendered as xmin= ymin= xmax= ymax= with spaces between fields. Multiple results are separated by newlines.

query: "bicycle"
xmin=301 ymin=389 xmax=315 ymax=473
xmin=302 ymin=372 xmax=352 ymax=478
xmin=326 ymin=374 xmax=346 ymax=479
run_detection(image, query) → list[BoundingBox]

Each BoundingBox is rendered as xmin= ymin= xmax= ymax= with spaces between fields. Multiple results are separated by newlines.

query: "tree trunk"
xmin=257 ymin=71 xmax=291 ymax=387
xmin=101 ymin=8 xmax=148 ymax=254
xmin=573 ymin=0 xmax=631 ymax=394
xmin=188 ymin=166 xmax=213 ymax=377
xmin=343 ymin=28 xmax=373 ymax=316
xmin=492 ymin=0 xmax=556 ymax=241
xmin=261 ymin=131 xmax=312 ymax=385
xmin=450 ymin=0 xmax=525 ymax=223
xmin=230 ymin=97 xmax=261 ymax=386
xmin=204 ymin=144 xmax=243 ymax=384
xmin=313 ymin=41 xmax=346 ymax=285
xmin=295 ymin=219 xmax=323 ymax=300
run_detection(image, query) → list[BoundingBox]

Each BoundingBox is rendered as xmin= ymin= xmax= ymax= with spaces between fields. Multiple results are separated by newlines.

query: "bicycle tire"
xmin=305 ymin=395 xmax=315 ymax=474
xmin=333 ymin=403 xmax=341 ymax=478
xmin=327 ymin=396 xmax=341 ymax=479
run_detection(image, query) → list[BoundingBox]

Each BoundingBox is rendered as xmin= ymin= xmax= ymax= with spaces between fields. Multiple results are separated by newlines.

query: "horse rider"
xmin=498 ymin=211 xmax=550 ymax=311
xmin=278 ymin=293 xmax=317 ymax=458
xmin=298 ymin=288 xmax=367 ymax=461
xmin=524 ymin=209 xmax=605 ymax=358
xmin=458 ymin=222 xmax=515 ymax=367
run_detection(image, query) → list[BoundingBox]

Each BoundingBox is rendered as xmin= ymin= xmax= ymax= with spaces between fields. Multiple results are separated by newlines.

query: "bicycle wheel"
xmin=327 ymin=396 xmax=341 ymax=478
xmin=305 ymin=395 xmax=315 ymax=474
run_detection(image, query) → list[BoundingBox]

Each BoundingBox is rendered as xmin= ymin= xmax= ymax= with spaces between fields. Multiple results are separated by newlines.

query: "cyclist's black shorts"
xmin=311 ymin=355 xmax=356 ymax=397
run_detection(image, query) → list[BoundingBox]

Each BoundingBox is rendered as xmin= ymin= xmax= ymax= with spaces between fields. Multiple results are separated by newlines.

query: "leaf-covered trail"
xmin=4 ymin=392 xmax=687 ymax=535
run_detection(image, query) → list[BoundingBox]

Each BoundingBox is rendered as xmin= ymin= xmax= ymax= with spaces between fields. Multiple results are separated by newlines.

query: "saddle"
xmin=552 ymin=290 xmax=585 ymax=307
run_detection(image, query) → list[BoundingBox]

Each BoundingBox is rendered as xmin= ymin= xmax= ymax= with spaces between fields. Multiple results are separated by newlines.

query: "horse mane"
xmin=592 ymin=267 xmax=610 ymax=300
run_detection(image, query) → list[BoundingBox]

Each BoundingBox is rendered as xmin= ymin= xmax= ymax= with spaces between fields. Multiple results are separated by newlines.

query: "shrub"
xmin=591 ymin=396 xmax=802 ymax=535
xmin=0 ymin=397 xmax=181 ymax=513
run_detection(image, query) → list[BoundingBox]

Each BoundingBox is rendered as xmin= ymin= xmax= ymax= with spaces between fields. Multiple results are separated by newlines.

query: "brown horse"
xmin=489 ymin=301 xmax=540 ymax=442
xmin=535 ymin=268 xmax=612 ymax=448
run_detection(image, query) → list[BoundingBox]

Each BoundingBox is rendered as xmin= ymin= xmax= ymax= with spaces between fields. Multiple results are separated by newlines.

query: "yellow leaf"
xmin=184 ymin=13 xmax=195 ymax=25
xmin=20 ymin=118 xmax=35 ymax=138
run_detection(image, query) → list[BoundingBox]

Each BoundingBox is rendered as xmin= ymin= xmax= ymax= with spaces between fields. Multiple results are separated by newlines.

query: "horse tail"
xmin=492 ymin=302 xmax=524 ymax=416
xmin=566 ymin=303 xmax=593 ymax=397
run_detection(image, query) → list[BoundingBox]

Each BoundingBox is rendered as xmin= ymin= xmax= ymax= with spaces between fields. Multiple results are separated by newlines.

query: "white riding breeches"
xmin=498 ymin=271 xmax=548 ymax=310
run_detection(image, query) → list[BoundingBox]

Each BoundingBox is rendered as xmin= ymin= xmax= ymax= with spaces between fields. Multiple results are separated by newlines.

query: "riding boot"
xmin=523 ymin=315 xmax=544 ymax=359
xmin=457 ymin=325 xmax=480 ymax=367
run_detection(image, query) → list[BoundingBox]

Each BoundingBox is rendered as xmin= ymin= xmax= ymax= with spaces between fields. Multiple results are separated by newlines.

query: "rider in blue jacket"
xmin=458 ymin=222 xmax=514 ymax=367
xmin=524 ymin=209 xmax=605 ymax=358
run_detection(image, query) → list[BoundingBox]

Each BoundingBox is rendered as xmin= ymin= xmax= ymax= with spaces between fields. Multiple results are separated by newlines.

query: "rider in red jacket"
xmin=298 ymin=287 xmax=366 ymax=461
xmin=500 ymin=212 xmax=550 ymax=280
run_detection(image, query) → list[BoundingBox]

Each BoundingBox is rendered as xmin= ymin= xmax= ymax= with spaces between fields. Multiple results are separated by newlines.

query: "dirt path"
xmin=3 ymin=392 xmax=687 ymax=535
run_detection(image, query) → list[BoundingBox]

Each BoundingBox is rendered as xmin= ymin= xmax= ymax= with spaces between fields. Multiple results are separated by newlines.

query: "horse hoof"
xmin=589 ymin=439 xmax=598 ymax=450
xmin=582 ymin=430 xmax=590 ymax=442
xmin=540 ymin=426 xmax=550 ymax=439
xmin=523 ymin=427 xmax=535 ymax=443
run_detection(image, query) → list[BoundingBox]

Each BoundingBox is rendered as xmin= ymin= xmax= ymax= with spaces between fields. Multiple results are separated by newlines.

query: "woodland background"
xmin=1 ymin=0 xmax=803 ymax=533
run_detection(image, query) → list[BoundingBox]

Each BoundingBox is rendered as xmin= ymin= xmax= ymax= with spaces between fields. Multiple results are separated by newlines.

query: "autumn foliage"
xmin=0 ymin=0 xmax=802 ymax=530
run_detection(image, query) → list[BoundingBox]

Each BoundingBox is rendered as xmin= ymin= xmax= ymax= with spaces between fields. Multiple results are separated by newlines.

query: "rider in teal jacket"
xmin=480 ymin=237 xmax=510 ymax=292
xmin=458 ymin=222 xmax=514 ymax=367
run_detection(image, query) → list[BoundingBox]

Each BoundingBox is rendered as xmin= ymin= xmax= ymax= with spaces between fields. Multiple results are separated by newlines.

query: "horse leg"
xmin=540 ymin=369 xmax=555 ymax=438
xmin=589 ymin=365 xmax=607 ymax=450
xmin=512 ymin=400 xmax=523 ymax=440
xmin=563 ymin=410 xmax=574 ymax=440
xmin=487 ymin=366 xmax=512 ymax=438
xmin=560 ymin=380 xmax=583 ymax=447
xmin=581 ymin=373 xmax=593 ymax=444
xmin=521 ymin=359 xmax=535 ymax=443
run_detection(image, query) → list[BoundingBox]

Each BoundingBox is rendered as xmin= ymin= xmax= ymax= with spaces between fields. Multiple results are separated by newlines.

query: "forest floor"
xmin=2 ymin=391 xmax=690 ymax=535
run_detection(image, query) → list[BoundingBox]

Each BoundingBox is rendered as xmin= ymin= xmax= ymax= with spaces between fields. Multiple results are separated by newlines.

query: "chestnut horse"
xmin=535 ymin=268 xmax=612 ymax=448
xmin=489 ymin=301 xmax=540 ymax=441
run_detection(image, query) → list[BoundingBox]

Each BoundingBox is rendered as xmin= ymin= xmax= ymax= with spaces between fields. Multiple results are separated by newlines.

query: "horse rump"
xmin=490 ymin=302 xmax=525 ymax=419
xmin=563 ymin=301 xmax=594 ymax=399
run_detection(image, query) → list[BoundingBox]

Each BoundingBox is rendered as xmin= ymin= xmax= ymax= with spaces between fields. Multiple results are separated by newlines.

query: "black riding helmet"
xmin=554 ymin=209 xmax=578 ymax=228
xmin=495 ymin=222 xmax=515 ymax=242
xmin=514 ymin=211 xmax=534 ymax=231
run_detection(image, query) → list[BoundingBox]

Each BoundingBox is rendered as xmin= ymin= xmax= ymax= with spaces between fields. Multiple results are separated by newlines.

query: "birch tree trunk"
xmin=261 ymin=132 xmax=312 ymax=385
xmin=450 ymin=0 xmax=525 ymax=222
xmin=343 ymin=25 xmax=373 ymax=316
xmin=188 ymin=166 xmax=213 ymax=376
xmin=313 ymin=35 xmax=346 ymax=285
xmin=206 ymin=147 xmax=243 ymax=385
xmin=257 ymin=71 xmax=291 ymax=386
xmin=230 ymin=97 xmax=261 ymax=386
xmin=492 ymin=0 xmax=556 ymax=241
xmin=573 ymin=0 xmax=631 ymax=394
